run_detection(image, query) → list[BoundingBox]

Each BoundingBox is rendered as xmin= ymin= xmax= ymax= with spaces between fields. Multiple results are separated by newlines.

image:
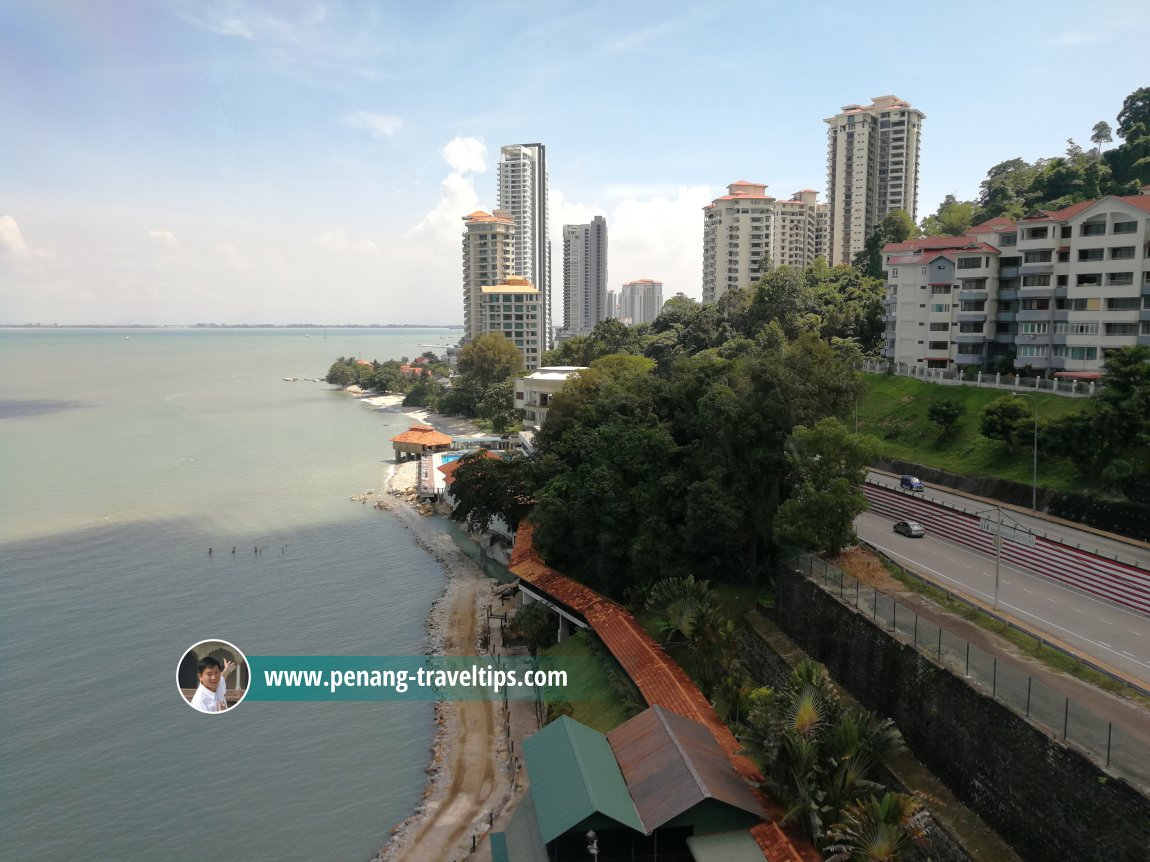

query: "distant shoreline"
xmin=1 ymin=323 xmax=463 ymax=329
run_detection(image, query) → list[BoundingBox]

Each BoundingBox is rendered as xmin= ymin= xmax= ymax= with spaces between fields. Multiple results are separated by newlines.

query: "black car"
xmin=893 ymin=520 xmax=926 ymax=538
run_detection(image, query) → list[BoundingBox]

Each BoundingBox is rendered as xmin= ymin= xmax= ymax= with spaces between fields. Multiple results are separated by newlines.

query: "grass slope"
xmin=856 ymin=373 xmax=1089 ymax=492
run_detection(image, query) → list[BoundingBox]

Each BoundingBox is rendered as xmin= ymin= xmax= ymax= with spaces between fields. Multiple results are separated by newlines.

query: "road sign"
xmin=979 ymin=519 xmax=1036 ymax=547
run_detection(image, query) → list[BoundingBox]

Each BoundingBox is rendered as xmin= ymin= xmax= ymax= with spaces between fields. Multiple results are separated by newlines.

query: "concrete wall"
xmin=772 ymin=565 xmax=1150 ymax=862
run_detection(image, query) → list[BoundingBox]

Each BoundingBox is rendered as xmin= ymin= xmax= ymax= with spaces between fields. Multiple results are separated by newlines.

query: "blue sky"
xmin=2 ymin=0 xmax=1148 ymax=325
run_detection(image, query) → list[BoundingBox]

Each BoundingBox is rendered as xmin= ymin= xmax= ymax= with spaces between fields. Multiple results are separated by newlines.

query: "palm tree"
xmin=824 ymin=792 xmax=932 ymax=862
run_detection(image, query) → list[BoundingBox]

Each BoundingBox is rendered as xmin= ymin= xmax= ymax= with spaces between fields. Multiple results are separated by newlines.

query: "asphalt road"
xmin=866 ymin=471 xmax=1150 ymax=570
xmin=855 ymin=510 xmax=1150 ymax=685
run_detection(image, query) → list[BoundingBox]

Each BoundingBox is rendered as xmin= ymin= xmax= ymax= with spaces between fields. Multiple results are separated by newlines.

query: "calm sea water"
xmin=0 ymin=328 xmax=459 ymax=861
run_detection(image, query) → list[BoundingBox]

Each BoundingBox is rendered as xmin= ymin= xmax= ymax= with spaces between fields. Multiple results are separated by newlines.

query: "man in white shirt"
xmin=189 ymin=656 xmax=236 ymax=713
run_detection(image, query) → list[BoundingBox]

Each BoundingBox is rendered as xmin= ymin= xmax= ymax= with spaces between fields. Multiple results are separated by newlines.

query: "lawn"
xmin=856 ymin=373 xmax=1090 ymax=492
xmin=541 ymin=630 xmax=644 ymax=732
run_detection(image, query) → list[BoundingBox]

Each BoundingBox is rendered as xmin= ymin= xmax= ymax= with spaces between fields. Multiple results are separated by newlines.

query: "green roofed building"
xmin=491 ymin=707 xmax=770 ymax=861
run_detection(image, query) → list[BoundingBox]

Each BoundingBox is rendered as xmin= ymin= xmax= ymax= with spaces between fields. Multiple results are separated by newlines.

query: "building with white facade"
xmin=514 ymin=366 xmax=588 ymax=429
xmin=470 ymin=275 xmax=546 ymax=370
xmin=825 ymin=95 xmax=925 ymax=265
xmin=462 ymin=210 xmax=515 ymax=340
xmin=562 ymin=215 xmax=608 ymax=335
xmin=882 ymin=192 xmax=1150 ymax=373
xmin=701 ymin=182 xmax=829 ymax=303
xmin=618 ymin=279 xmax=664 ymax=325
xmin=498 ymin=144 xmax=551 ymax=349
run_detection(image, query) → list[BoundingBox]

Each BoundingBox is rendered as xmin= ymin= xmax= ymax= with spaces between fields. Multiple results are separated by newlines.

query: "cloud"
xmin=316 ymin=227 xmax=381 ymax=254
xmin=146 ymin=230 xmax=181 ymax=249
xmin=0 ymin=215 xmax=29 ymax=256
xmin=1044 ymin=32 xmax=1100 ymax=46
xmin=408 ymin=137 xmax=488 ymax=239
xmin=217 ymin=243 xmax=253 ymax=271
xmin=442 ymin=136 xmax=487 ymax=174
xmin=548 ymin=185 xmax=711 ymax=305
xmin=344 ymin=111 xmax=404 ymax=138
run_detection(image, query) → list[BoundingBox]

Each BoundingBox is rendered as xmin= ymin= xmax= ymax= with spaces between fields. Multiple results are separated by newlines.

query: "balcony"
xmin=953 ymin=332 xmax=987 ymax=344
xmin=954 ymin=353 xmax=985 ymax=366
xmin=1018 ymin=286 xmax=1054 ymax=299
xmin=957 ymin=289 xmax=989 ymax=302
xmin=999 ymin=266 xmax=1020 ymax=278
xmin=956 ymin=310 xmax=988 ymax=323
xmin=993 ymin=331 xmax=1016 ymax=344
xmin=995 ymin=311 xmax=1016 ymax=323
xmin=1016 ymin=309 xmax=1053 ymax=322
xmin=1014 ymin=356 xmax=1050 ymax=370
xmin=997 ymin=288 xmax=1020 ymax=302
xmin=1019 ymin=262 xmax=1054 ymax=275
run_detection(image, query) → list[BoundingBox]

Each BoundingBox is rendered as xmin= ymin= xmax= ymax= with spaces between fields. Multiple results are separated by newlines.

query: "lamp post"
xmin=1013 ymin=392 xmax=1039 ymax=511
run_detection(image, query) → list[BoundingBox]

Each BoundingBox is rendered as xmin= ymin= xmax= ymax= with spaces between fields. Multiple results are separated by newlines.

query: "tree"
xmin=448 ymin=451 xmax=535 ymax=534
xmin=979 ymin=397 xmax=1029 ymax=451
xmin=1116 ymin=86 xmax=1150 ymax=141
xmin=507 ymin=602 xmax=555 ymax=655
xmin=476 ymin=380 xmax=522 ymax=433
xmin=773 ymin=418 xmax=877 ymax=555
xmin=853 ymin=210 xmax=918 ymax=279
xmin=920 ymin=195 xmax=979 ymax=237
xmin=456 ymin=333 xmax=523 ymax=387
xmin=325 ymin=358 xmax=356 ymax=387
xmin=927 ymin=399 xmax=965 ymax=436
xmin=825 ymin=792 xmax=931 ymax=862
xmin=1091 ymin=121 xmax=1113 ymax=155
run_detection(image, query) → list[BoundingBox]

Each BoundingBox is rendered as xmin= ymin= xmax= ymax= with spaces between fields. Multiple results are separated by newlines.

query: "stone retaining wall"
xmin=773 ymin=564 xmax=1150 ymax=862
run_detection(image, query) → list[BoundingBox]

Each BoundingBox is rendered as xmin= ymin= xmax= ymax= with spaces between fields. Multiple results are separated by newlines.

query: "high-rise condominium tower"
xmin=701 ymin=182 xmax=828 ymax=303
xmin=498 ymin=143 xmax=550 ymax=348
xmin=618 ymin=279 xmax=663 ymax=325
xmin=461 ymin=210 xmax=515 ymax=341
xmin=562 ymin=215 xmax=608 ymax=335
xmin=825 ymin=95 xmax=924 ymax=265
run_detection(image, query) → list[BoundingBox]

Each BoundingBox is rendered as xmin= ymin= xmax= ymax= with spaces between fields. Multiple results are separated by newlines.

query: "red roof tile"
xmin=390 ymin=425 xmax=452 ymax=446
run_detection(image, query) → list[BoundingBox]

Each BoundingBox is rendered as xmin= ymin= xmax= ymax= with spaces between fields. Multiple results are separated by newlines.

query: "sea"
xmin=0 ymin=327 xmax=461 ymax=861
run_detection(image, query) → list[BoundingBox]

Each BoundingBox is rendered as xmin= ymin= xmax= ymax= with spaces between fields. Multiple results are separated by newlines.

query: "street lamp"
xmin=1013 ymin=392 xmax=1039 ymax=511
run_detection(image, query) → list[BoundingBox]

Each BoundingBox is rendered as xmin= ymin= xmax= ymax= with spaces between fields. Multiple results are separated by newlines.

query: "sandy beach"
xmin=360 ymin=394 xmax=537 ymax=862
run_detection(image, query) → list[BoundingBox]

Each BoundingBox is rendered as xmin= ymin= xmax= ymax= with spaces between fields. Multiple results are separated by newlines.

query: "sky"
xmin=2 ymin=0 xmax=1148 ymax=326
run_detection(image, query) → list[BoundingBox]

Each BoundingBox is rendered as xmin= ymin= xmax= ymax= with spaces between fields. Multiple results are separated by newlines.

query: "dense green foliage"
xmin=926 ymin=398 xmax=964 ymax=436
xmin=740 ymin=660 xmax=925 ymax=854
xmin=447 ymin=450 xmax=536 ymax=534
xmin=853 ymin=210 xmax=918 ymax=279
xmin=324 ymin=353 xmax=448 ymax=394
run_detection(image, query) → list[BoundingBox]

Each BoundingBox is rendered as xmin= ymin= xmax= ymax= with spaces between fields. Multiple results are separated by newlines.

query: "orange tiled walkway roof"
xmin=509 ymin=522 xmax=820 ymax=862
xmin=390 ymin=425 xmax=453 ymax=446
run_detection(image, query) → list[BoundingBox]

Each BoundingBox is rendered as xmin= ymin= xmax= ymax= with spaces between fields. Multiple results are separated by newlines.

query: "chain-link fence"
xmin=798 ymin=553 xmax=1149 ymax=793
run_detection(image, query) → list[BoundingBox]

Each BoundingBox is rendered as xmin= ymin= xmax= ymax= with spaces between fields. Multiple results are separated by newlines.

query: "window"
xmin=1058 ymin=251 xmax=1070 ymax=262
xmin=1108 ymin=272 xmax=1134 ymax=285
xmin=928 ymin=341 xmax=949 ymax=350
xmin=1019 ymin=322 xmax=1048 ymax=334
xmin=1000 ymin=233 xmax=1018 ymax=247
xmin=1054 ymin=321 xmax=1099 ymax=335
xmin=929 ymin=322 xmax=950 ymax=331
xmin=1052 ymin=346 xmax=1097 ymax=360
xmin=957 ymin=257 xmax=982 ymax=269
xmin=931 ymin=303 xmax=950 ymax=313
xmin=1078 ymin=248 xmax=1104 ymax=262
xmin=932 ymin=285 xmax=951 ymax=295
xmin=1018 ymin=344 xmax=1048 ymax=358
xmin=1076 ymin=274 xmax=1102 ymax=286
xmin=1020 ymin=298 xmax=1050 ymax=310
xmin=958 ymin=323 xmax=983 ymax=333
xmin=1080 ymin=221 xmax=1107 ymax=237
xmin=1057 ymin=275 xmax=1068 ymax=286
xmin=1024 ymin=250 xmax=1052 ymax=263
xmin=1061 ymin=226 xmax=1072 ymax=239
xmin=1110 ymin=246 xmax=1136 ymax=259
xmin=1113 ymin=221 xmax=1137 ymax=234
xmin=1024 ymin=226 xmax=1049 ymax=240
xmin=1107 ymin=297 xmax=1140 ymax=310
xmin=959 ymin=301 xmax=985 ymax=311
xmin=1022 ymin=275 xmax=1051 ymax=287
xmin=889 ymin=267 xmax=899 ymax=277
xmin=1105 ymin=323 xmax=1138 ymax=336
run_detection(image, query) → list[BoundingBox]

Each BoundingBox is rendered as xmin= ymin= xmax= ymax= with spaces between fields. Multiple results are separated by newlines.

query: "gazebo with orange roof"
xmin=390 ymin=425 xmax=453 ymax=462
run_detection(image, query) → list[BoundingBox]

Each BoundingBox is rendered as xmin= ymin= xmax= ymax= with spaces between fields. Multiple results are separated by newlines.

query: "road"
xmin=867 ymin=471 xmax=1150 ymax=570
xmin=855 ymin=510 xmax=1150 ymax=685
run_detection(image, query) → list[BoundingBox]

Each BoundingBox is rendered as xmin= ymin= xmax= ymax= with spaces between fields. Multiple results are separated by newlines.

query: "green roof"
xmin=522 ymin=716 xmax=645 ymax=842
xmin=685 ymin=830 xmax=766 ymax=861
xmin=490 ymin=789 xmax=548 ymax=862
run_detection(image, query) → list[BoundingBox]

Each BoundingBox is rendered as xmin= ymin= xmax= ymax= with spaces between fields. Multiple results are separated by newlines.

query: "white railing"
xmin=862 ymin=361 xmax=1099 ymax=398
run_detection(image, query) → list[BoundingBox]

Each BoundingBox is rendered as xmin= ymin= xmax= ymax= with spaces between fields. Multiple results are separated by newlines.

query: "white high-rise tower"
xmin=498 ymin=143 xmax=551 ymax=348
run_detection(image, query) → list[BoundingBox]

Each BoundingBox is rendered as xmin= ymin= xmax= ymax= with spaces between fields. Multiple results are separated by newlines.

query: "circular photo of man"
xmin=177 ymin=640 xmax=250 ymax=714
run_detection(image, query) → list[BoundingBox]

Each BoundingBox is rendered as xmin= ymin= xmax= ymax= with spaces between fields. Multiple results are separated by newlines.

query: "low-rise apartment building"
xmin=883 ymin=191 xmax=1150 ymax=373
xmin=472 ymin=276 xmax=546 ymax=370
xmin=514 ymin=366 xmax=587 ymax=429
